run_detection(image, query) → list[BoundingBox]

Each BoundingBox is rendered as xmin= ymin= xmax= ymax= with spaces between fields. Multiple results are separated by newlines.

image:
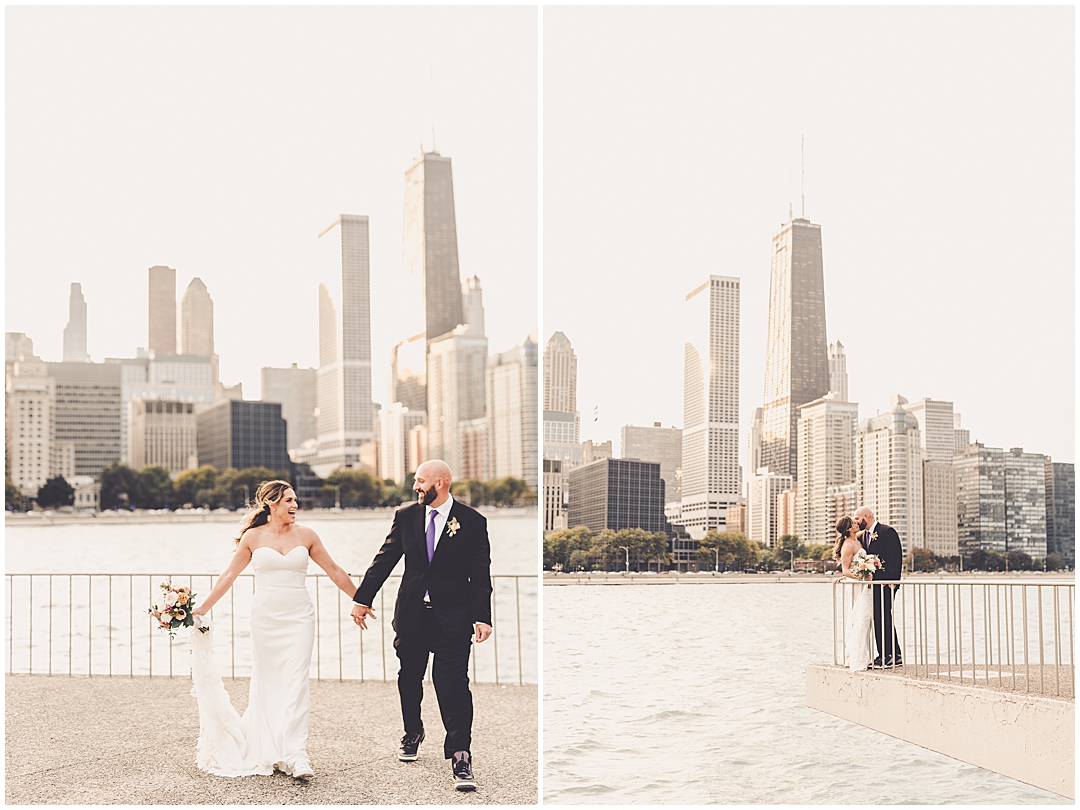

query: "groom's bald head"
xmin=854 ymin=506 xmax=875 ymax=530
xmin=414 ymin=460 xmax=453 ymax=508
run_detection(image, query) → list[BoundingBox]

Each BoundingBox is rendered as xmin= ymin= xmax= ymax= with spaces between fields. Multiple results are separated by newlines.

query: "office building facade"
xmin=760 ymin=217 xmax=828 ymax=481
xmin=856 ymin=401 xmax=923 ymax=557
xmin=1004 ymin=448 xmax=1047 ymax=559
xmin=261 ymin=364 xmax=317 ymax=452
xmin=403 ymin=151 xmax=464 ymax=349
xmin=196 ymin=399 xmax=289 ymax=474
xmin=954 ymin=443 xmax=1006 ymax=557
xmin=1045 ymin=460 xmax=1075 ymax=566
xmin=127 ymin=399 xmax=197 ymax=473
xmin=148 ymin=265 xmax=177 ymax=356
xmin=567 ymin=457 xmax=667 ymax=535
xmin=312 ymin=215 xmax=375 ymax=477
xmin=796 ymin=393 xmax=858 ymax=546
xmin=748 ymin=467 xmax=794 ymax=549
xmin=426 ymin=327 xmax=487 ymax=478
xmin=621 ymin=422 xmax=682 ymax=506
xmin=680 ymin=275 xmax=741 ymax=539
xmin=487 ymin=337 xmax=538 ymax=491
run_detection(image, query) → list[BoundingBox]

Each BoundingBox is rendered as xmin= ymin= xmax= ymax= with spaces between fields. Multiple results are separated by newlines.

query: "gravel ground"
xmin=6 ymin=675 xmax=537 ymax=805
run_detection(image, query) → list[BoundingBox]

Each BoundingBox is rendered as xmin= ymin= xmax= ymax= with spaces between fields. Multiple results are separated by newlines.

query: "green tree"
xmin=908 ymin=547 xmax=936 ymax=572
xmin=137 ymin=466 xmax=176 ymax=509
xmin=1006 ymin=550 xmax=1034 ymax=572
xmin=775 ymin=534 xmax=804 ymax=570
xmin=175 ymin=466 xmax=217 ymax=506
xmin=6 ymin=478 xmax=23 ymax=511
xmin=543 ymin=526 xmax=593 ymax=570
xmin=36 ymin=475 xmax=74 ymax=508
xmin=1043 ymin=552 xmax=1065 ymax=571
xmin=451 ymin=478 xmax=489 ymax=506
xmin=100 ymin=464 xmax=146 ymax=510
xmin=324 ymin=468 xmax=383 ymax=508
xmin=698 ymin=531 xmax=756 ymax=572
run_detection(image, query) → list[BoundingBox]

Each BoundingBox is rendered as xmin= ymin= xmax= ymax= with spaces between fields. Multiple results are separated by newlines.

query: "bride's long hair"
xmin=234 ymin=480 xmax=293 ymax=546
xmin=833 ymin=516 xmax=855 ymax=561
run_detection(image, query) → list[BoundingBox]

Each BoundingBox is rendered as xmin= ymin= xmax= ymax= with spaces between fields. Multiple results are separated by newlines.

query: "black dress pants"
xmin=394 ymin=605 xmax=474 ymax=758
xmin=872 ymin=583 xmax=902 ymax=664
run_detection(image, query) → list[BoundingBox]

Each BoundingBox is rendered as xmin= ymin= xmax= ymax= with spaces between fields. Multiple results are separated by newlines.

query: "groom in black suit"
xmin=351 ymin=459 xmax=493 ymax=791
xmin=854 ymin=506 xmax=903 ymax=668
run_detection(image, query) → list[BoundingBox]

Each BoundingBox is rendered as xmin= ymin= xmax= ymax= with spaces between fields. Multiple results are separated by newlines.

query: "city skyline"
xmin=544 ymin=6 xmax=1074 ymax=466
xmin=6 ymin=6 xmax=538 ymax=409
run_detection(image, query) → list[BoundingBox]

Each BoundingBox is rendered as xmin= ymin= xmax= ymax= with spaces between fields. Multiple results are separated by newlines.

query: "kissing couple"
xmin=833 ymin=506 xmax=903 ymax=672
xmin=187 ymin=459 xmax=493 ymax=792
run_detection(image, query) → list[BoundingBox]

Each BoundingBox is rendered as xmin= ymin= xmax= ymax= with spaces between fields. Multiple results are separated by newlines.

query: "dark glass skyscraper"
xmin=761 ymin=217 xmax=828 ymax=482
xmin=402 ymin=151 xmax=464 ymax=346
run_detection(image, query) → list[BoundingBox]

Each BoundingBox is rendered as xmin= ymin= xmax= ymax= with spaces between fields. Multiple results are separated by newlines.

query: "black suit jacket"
xmin=866 ymin=522 xmax=903 ymax=582
xmin=354 ymin=500 xmax=493 ymax=640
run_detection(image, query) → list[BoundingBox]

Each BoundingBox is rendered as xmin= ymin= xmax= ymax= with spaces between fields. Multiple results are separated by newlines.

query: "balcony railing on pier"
xmin=5 ymin=573 xmax=537 ymax=686
xmin=833 ymin=577 xmax=1074 ymax=699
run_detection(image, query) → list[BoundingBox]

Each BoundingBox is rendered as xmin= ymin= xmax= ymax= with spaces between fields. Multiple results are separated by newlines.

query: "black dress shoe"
xmin=452 ymin=751 xmax=476 ymax=791
xmin=871 ymin=659 xmax=884 ymax=669
xmin=398 ymin=729 xmax=424 ymax=761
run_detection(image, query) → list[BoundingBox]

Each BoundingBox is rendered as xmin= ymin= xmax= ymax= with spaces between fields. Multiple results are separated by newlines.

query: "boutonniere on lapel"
xmin=870 ymin=532 xmax=878 ymax=543
xmin=447 ymin=517 xmax=461 ymax=537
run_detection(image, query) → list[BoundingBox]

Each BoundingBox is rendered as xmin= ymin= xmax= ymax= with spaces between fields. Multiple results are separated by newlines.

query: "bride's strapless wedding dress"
xmin=844 ymin=582 xmax=874 ymax=672
xmin=190 ymin=545 xmax=316 ymax=777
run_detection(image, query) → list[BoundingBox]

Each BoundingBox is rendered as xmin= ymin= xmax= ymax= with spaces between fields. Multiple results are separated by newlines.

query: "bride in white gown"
xmin=832 ymin=516 xmax=874 ymax=672
xmin=190 ymin=480 xmax=357 ymax=778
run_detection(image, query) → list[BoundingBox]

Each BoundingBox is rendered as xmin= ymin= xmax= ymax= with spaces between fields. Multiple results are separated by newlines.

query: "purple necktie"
xmin=426 ymin=509 xmax=438 ymax=562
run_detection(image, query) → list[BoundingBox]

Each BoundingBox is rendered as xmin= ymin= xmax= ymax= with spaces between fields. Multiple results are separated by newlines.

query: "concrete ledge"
xmin=807 ymin=664 xmax=1074 ymax=799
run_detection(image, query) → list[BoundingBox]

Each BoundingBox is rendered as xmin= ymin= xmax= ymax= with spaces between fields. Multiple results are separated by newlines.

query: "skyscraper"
xmin=620 ymin=422 xmax=683 ymax=506
xmin=680 ymin=275 xmax=740 ymax=539
xmin=148 ymin=266 xmax=177 ymax=356
xmin=857 ymin=400 xmax=924 ymax=557
xmin=426 ymin=326 xmax=487 ymax=477
xmin=487 ymin=336 xmax=538 ymax=491
xmin=388 ymin=332 xmax=427 ymax=413
xmin=827 ymin=340 xmax=847 ymax=402
xmin=1004 ymin=447 xmax=1047 ymax=559
xmin=761 ymin=216 xmax=828 ymax=482
xmin=901 ymin=397 xmax=959 ymax=558
xmin=955 ymin=443 xmax=1006 ymax=558
xmin=62 ymin=283 xmax=89 ymax=362
xmin=543 ymin=331 xmax=577 ymax=413
xmin=403 ymin=151 xmax=464 ymax=348
xmin=261 ymin=364 xmax=317 ymax=452
xmin=462 ymin=275 xmax=486 ymax=338
xmin=796 ymin=393 xmax=858 ymax=546
xmin=1045 ymin=460 xmax=1075 ymax=567
xmin=312 ymin=215 xmax=374 ymax=477
xmin=181 ymin=277 xmax=217 ymax=382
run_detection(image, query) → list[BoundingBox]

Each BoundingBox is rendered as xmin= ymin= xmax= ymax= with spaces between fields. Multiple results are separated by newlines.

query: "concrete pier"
xmin=6 ymin=675 xmax=537 ymax=805
xmin=807 ymin=664 xmax=1074 ymax=799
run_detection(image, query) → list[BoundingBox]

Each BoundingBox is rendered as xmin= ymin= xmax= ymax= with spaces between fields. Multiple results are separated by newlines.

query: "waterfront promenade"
xmin=6 ymin=675 xmax=537 ymax=805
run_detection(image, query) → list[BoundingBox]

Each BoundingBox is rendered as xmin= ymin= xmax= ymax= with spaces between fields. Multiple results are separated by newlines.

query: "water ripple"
xmin=544 ymin=582 xmax=1068 ymax=805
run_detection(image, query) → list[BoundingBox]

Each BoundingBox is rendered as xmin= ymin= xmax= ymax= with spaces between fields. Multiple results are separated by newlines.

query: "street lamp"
xmin=335 ymin=485 xmax=341 ymax=509
xmin=714 ymin=547 xmax=720 ymax=573
xmin=787 ymin=548 xmax=795 ymax=572
xmin=619 ymin=545 xmax=630 ymax=573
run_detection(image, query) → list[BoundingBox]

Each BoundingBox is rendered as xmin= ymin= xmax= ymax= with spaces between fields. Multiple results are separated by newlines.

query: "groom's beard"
xmin=417 ymin=486 xmax=438 ymax=506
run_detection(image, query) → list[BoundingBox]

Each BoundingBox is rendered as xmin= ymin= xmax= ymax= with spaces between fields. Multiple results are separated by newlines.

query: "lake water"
xmin=6 ymin=510 xmax=538 ymax=684
xmin=543 ymin=582 xmax=1068 ymax=804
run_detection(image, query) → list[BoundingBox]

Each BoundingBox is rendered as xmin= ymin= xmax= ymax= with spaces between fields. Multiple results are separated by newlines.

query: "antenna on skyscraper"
xmin=430 ymin=67 xmax=437 ymax=154
xmin=801 ymin=134 xmax=805 ymax=219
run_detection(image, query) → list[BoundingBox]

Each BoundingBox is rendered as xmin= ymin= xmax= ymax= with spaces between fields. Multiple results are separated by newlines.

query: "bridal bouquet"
xmin=148 ymin=582 xmax=209 ymax=636
xmin=849 ymin=549 xmax=883 ymax=581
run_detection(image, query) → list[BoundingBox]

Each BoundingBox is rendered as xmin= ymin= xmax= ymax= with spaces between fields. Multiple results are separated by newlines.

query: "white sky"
xmin=6 ymin=6 xmax=539 ymax=407
xmin=544 ymin=5 xmax=1075 ymax=465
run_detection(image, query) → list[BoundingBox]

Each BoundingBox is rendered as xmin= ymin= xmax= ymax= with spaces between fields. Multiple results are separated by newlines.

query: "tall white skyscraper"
xmin=747 ymin=467 xmax=794 ymax=549
xmin=379 ymin=402 xmax=427 ymax=485
xmin=62 ymin=283 xmax=89 ymax=362
xmin=857 ymin=399 xmax=924 ymax=556
xmin=261 ymin=364 xmax=317 ymax=452
xmin=745 ymin=407 xmax=762 ymax=488
xmin=180 ymin=277 xmax=217 ymax=383
xmin=426 ymin=326 xmax=487 ymax=477
xmin=827 ymin=340 xmax=848 ymax=402
xmin=680 ymin=275 xmax=740 ymax=539
xmin=901 ymin=397 xmax=959 ymax=557
xmin=148 ymin=266 xmax=177 ymax=356
xmin=796 ymin=393 xmax=858 ymax=546
xmin=388 ymin=332 xmax=427 ymax=413
xmin=312 ymin=215 xmax=374 ymax=477
xmin=487 ymin=336 xmax=538 ymax=491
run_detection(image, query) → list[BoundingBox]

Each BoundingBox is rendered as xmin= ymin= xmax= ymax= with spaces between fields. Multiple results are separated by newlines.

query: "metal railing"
xmin=833 ymin=577 xmax=1074 ymax=699
xmin=5 ymin=573 xmax=537 ymax=686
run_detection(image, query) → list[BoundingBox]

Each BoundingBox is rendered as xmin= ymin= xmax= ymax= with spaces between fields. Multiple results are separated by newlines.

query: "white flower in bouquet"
xmin=164 ymin=590 xmax=179 ymax=607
